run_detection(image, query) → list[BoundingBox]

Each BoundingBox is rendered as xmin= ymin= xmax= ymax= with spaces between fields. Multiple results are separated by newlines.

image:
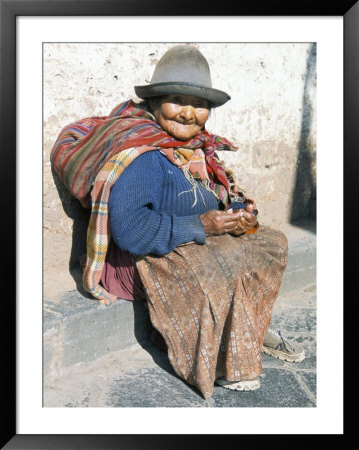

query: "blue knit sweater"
xmin=108 ymin=151 xmax=245 ymax=256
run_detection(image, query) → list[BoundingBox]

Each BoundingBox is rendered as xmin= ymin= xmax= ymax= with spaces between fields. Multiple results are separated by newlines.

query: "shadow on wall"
xmin=51 ymin=168 xmax=92 ymax=297
xmin=290 ymin=43 xmax=317 ymax=228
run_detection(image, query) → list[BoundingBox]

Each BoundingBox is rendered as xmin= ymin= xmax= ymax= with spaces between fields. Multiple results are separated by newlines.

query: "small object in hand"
xmin=234 ymin=201 xmax=247 ymax=210
xmin=228 ymin=201 xmax=258 ymax=218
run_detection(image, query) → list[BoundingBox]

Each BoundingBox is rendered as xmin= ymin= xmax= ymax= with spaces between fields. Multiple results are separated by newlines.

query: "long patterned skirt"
xmin=134 ymin=226 xmax=288 ymax=399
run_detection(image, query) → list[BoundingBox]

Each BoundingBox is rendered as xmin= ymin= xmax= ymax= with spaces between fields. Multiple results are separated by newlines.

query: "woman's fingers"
xmin=200 ymin=209 xmax=258 ymax=236
xmin=200 ymin=210 xmax=242 ymax=235
xmin=214 ymin=206 xmax=259 ymax=237
xmin=223 ymin=220 xmax=241 ymax=232
xmin=239 ymin=212 xmax=257 ymax=224
xmin=217 ymin=212 xmax=242 ymax=232
xmin=245 ymin=196 xmax=257 ymax=211
xmin=238 ymin=217 xmax=257 ymax=232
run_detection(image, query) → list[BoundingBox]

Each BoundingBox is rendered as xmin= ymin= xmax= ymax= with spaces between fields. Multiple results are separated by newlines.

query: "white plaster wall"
xmin=43 ymin=42 xmax=316 ymax=237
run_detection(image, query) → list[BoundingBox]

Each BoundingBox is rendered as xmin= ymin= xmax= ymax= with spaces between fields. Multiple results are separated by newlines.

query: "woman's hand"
xmin=229 ymin=209 xmax=258 ymax=236
xmin=200 ymin=209 xmax=244 ymax=236
xmin=244 ymin=195 xmax=257 ymax=214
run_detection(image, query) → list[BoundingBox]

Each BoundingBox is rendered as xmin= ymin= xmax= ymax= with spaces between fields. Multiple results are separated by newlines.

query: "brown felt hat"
xmin=134 ymin=45 xmax=231 ymax=108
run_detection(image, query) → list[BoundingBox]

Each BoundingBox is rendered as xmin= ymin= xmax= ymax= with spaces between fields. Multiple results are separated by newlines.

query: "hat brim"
xmin=134 ymin=82 xmax=230 ymax=108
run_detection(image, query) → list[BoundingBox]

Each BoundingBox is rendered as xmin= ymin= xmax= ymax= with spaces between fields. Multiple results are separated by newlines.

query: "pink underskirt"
xmin=100 ymin=241 xmax=146 ymax=301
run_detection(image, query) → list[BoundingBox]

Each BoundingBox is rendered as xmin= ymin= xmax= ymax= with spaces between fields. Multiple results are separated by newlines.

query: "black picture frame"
xmin=1 ymin=0 xmax=356 ymax=448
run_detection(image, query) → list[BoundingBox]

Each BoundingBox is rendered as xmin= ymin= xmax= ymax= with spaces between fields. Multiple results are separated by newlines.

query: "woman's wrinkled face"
xmin=150 ymin=94 xmax=210 ymax=141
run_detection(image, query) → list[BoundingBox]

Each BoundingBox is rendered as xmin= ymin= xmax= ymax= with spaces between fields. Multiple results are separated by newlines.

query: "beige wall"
xmin=43 ymin=42 xmax=316 ymax=259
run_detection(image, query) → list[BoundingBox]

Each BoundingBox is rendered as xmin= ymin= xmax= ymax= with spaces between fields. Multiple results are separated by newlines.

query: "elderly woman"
xmin=51 ymin=45 xmax=304 ymax=399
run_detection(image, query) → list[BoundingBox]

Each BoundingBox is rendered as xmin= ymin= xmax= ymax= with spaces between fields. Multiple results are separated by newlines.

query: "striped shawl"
xmin=50 ymin=100 xmax=240 ymax=303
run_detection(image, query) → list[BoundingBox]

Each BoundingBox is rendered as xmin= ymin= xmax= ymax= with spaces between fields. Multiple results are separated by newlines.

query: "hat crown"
xmin=150 ymin=45 xmax=212 ymax=88
xmin=134 ymin=45 xmax=230 ymax=107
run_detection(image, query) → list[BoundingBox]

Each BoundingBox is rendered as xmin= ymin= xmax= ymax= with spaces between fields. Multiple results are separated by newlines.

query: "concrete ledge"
xmin=43 ymin=220 xmax=316 ymax=381
xmin=43 ymin=294 xmax=152 ymax=382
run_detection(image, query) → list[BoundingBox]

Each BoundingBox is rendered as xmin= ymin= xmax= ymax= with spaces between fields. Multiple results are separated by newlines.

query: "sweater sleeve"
xmin=108 ymin=152 xmax=206 ymax=255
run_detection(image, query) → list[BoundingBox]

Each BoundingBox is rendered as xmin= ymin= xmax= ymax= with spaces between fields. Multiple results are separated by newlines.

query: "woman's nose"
xmin=180 ymin=105 xmax=195 ymax=120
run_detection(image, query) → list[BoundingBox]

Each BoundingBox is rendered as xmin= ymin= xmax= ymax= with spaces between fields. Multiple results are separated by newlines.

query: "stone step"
xmin=43 ymin=220 xmax=316 ymax=382
xmin=44 ymin=278 xmax=317 ymax=408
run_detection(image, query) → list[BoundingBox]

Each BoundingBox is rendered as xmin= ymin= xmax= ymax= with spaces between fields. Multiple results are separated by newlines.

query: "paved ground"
xmin=43 ymin=282 xmax=316 ymax=408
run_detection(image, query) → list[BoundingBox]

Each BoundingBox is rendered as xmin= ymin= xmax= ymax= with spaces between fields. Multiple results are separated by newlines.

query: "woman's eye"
xmin=172 ymin=96 xmax=182 ymax=104
xmin=169 ymin=96 xmax=208 ymax=109
xmin=194 ymin=100 xmax=208 ymax=108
